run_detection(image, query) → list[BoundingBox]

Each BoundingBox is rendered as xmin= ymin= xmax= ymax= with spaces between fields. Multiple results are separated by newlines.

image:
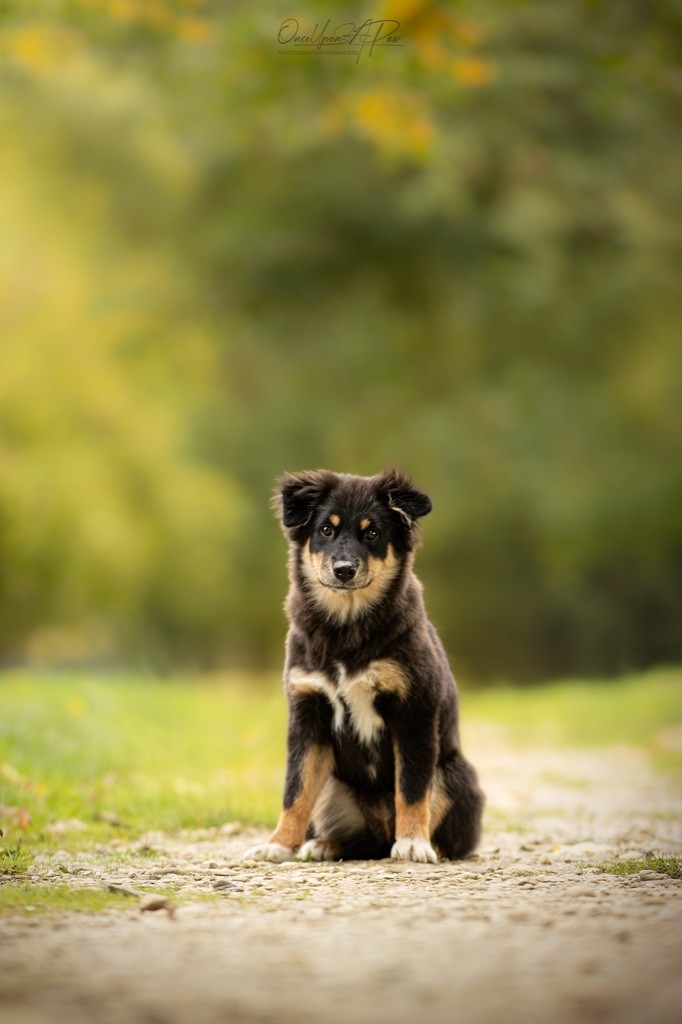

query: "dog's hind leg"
xmin=430 ymin=753 xmax=484 ymax=859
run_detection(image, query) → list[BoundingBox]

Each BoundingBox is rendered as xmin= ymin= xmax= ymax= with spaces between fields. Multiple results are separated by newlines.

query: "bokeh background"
xmin=1 ymin=0 xmax=680 ymax=683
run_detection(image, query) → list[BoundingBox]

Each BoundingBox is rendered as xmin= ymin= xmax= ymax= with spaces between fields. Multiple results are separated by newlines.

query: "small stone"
xmin=139 ymin=894 xmax=174 ymax=916
xmin=508 ymin=910 xmax=530 ymax=922
xmin=107 ymin=883 xmax=143 ymax=898
xmin=569 ymin=885 xmax=597 ymax=897
xmin=212 ymin=879 xmax=243 ymax=892
xmin=219 ymin=822 xmax=243 ymax=837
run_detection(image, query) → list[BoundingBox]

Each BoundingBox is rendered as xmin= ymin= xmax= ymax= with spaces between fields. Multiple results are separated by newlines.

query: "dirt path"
xmin=2 ymin=730 xmax=681 ymax=1024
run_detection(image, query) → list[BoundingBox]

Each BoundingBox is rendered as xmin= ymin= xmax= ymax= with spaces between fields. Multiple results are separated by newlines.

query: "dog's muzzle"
xmin=332 ymin=561 xmax=357 ymax=584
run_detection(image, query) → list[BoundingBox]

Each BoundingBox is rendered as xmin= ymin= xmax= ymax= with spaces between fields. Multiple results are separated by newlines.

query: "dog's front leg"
xmin=244 ymin=702 xmax=333 ymax=862
xmin=391 ymin=714 xmax=439 ymax=864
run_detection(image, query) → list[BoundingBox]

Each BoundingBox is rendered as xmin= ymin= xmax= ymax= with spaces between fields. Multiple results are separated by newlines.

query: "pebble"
xmin=508 ymin=910 xmax=531 ymax=921
xmin=212 ymin=880 xmax=244 ymax=892
xmin=139 ymin=895 xmax=174 ymax=916
xmin=568 ymin=885 xmax=597 ymax=897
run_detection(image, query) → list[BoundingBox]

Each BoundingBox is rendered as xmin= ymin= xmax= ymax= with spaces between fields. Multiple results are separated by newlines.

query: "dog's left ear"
xmin=275 ymin=469 xmax=339 ymax=533
xmin=374 ymin=469 xmax=432 ymax=526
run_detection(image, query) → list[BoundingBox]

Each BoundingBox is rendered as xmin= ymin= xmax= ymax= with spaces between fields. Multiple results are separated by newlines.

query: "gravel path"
xmin=2 ymin=729 xmax=681 ymax=1024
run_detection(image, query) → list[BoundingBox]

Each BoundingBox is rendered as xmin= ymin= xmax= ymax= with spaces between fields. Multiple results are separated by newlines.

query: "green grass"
xmin=461 ymin=668 xmax=682 ymax=755
xmin=0 ymin=841 xmax=33 ymax=875
xmin=0 ymin=881 xmax=219 ymax=916
xmin=597 ymin=856 xmax=682 ymax=879
xmin=0 ymin=670 xmax=286 ymax=857
xmin=0 ymin=667 xmax=680 ymax=864
xmin=0 ymin=883 xmax=130 ymax=916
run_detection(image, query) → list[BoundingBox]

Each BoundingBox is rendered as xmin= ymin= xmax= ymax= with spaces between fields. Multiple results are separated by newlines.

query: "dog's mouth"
xmin=321 ymin=579 xmax=373 ymax=593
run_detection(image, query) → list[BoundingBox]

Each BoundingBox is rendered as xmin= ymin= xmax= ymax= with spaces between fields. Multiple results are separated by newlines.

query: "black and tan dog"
xmin=244 ymin=469 xmax=483 ymax=864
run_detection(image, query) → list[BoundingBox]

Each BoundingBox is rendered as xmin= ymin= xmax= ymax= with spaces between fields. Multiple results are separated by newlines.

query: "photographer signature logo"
xmin=278 ymin=18 xmax=404 ymax=62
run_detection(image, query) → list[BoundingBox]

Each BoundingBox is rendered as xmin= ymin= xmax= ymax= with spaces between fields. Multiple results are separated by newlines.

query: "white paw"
xmin=242 ymin=842 xmax=295 ymax=863
xmin=296 ymin=839 xmax=338 ymax=862
xmin=391 ymin=837 xmax=439 ymax=864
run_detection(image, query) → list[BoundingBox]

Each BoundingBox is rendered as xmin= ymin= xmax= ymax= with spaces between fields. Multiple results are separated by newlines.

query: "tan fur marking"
xmin=429 ymin=768 xmax=452 ymax=830
xmin=305 ymin=547 xmax=324 ymax=573
xmin=393 ymin=742 xmax=431 ymax=841
xmin=395 ymin=792 xmax=431 ymax=841
xmin=269 ymin=745 xmax=333 ymax=849
xmin=301 ymin=542 xmax=401 ymax=623
xmin=367 ymin=659 xmax=409 ymax=699
xmin=329 ymin=514 xmax=340 ymax=527
xmin=367 ymin=545 xmax=398 ymax=579
xmin=360 ymin=517 xmax=371 ymax=530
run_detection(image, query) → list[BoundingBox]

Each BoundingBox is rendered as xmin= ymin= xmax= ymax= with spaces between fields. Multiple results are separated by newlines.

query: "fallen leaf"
xmin=93 ymin=810 xmax=121 ymax=827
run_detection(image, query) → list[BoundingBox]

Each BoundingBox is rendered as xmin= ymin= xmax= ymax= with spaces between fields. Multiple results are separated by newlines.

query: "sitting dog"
xmin=244 ymin=468 xmax=483 ymax=863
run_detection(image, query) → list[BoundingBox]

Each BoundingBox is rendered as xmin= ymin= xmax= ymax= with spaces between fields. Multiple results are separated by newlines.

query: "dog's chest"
xmin=288 ymin=659 xmax=407 ymax=746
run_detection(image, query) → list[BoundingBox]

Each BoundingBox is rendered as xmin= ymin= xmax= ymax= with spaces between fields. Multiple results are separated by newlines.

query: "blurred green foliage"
xmin=0 ymin=1 xmax=680 ymax=678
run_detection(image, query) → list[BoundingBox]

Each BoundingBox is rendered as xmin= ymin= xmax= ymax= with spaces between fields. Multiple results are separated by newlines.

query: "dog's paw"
xmin=391 ymin=837 xmax=439 ymax=864
xmin=296 ymin=839 xmax=339 ymax=862
xmin=242 ymin=842 xmax=295 ymax=863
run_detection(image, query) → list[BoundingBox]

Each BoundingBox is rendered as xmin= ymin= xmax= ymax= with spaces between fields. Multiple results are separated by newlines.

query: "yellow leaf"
xmin=447 ymin=17 xmax=483 ymax=48
xmin=67 ymin=697 xmax=87 ymax=718
xmin=413 ymin=34 xmax=449 ymax=70
xmin=348 ymin=88 xmax=434 ymax=158
xmin=178 ymin=19 xmax=210 ymax=44
xmin=108 ymin=0 xmax=136 ymax=22
xmin=8 ymin=27 xmax=55 ymax=74
xmin=452 ymin=56 xmax=497 ymax=88
xmin=380 ymin=0 xmax=433 ymax=23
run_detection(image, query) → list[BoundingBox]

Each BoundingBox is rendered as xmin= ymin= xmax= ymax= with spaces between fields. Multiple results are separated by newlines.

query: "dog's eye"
xmin=319 ymin=524 xmax=334 ymax=537
xmin=365 ymin=528 xmax=378 ymax=541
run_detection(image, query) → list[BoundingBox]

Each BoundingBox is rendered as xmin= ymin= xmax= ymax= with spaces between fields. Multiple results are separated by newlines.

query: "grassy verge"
xmin=0 ymin=883 xmax=132 ymax=916
xmin=0 ymin=671 xmax=286 ymax=863
xmin=0 ymin=667 xmax=680 ymax=867
xmin=597 ymin=856 xmax=682 ymax=879
xmin=461 ymin=668 xmax=682 ymax=766
xmin=0 ymin=881 xmax=219 ymax=917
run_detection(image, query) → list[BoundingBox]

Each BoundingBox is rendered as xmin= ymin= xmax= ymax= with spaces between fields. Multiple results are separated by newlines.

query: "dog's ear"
xmin=274 ymin=470 xmax=339 ymax=533
xmin=374 ymin=468 xmax=432 ymax=527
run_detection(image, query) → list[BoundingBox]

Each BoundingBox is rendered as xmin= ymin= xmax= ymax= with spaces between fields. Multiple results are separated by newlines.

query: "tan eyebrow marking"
xmin=329 ymin=514 xmax=340 ymax=527
xmin=360 ymin=517 xmax=372 ymax=531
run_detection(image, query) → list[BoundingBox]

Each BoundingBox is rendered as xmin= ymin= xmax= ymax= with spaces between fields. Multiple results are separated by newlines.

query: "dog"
xmin=244 ymin=468 xmax=484 ymax=863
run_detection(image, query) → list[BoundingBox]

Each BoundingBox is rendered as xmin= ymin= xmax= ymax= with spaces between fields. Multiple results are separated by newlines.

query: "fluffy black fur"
xmin=269 ymin=468 xmax=484 ymax=861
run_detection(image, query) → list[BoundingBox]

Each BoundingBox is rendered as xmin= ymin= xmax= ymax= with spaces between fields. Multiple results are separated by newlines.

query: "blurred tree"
xmin=0 ymin=0 xmax=679 ymax=678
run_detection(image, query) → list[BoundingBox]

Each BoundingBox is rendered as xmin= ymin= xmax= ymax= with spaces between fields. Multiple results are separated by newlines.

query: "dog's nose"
xmin=333 ymin=561 xmax=357 ymax=583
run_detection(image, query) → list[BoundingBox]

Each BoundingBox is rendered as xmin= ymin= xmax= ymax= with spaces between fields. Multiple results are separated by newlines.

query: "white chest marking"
xmin=288 ymin=664 xmax=389 ymax=745
xmin=287 ymin=669 xmax=345 ymax=732
xmin=337 ymin=664 xmax=385 ymax=746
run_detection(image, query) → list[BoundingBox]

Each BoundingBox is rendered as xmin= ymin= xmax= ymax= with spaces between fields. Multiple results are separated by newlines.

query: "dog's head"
xmin=274 ymin=469 xmax=432 ymax=619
